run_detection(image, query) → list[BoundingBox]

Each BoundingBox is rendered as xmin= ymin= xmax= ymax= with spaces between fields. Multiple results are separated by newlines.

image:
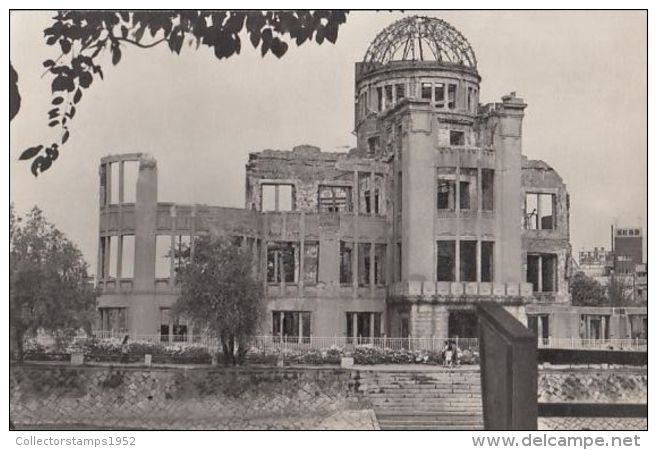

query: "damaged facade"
xmin=96 ymin=16 xmax=637 ymax=342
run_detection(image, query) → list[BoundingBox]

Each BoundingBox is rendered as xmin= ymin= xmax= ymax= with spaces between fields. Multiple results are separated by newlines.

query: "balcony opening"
xmin=450 ymin=130 xmax=465 ymax=146
xmin=437 ymin=240 xmax=456 ymax=282
xmin=319 ymin=185 xmax=352 ymax=212
xmin=482 ymin=169 xmax=494 ymax=211
xmin=340 ymin=241 xmax=353 ymax=285
xmin=459 ymin=240 xmax=477 ymax=282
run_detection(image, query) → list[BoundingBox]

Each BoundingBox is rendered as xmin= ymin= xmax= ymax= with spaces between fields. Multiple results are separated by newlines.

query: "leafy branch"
xmin=17 ymin=10 xmax=349 ymax=176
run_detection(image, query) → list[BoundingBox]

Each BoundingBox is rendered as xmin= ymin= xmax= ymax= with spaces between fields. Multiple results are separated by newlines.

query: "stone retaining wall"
xmin=10 ymin=363 xmax=373 ymax=430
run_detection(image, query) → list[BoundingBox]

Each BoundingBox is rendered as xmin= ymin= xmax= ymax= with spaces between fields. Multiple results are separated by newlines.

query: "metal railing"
xmin=537 ymin=337 xmax=647 ymax=352
xmin=250 ymin=336 xmax=479 ymax=353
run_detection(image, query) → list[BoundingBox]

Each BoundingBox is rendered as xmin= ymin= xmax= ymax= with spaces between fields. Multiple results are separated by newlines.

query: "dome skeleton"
xmin=362 ymin=16 xmax=477 ymax=71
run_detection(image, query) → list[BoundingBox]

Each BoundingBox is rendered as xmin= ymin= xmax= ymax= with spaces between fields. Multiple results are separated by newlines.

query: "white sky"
xmin=9 ymin=10 xmax=647 ymax=272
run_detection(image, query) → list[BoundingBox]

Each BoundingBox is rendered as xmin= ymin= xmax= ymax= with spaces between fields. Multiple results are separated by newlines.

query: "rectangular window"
xmin=450 ymin=130 xmax=465 ymax=146
xmin=376 ymin=87 xmax=383 ymax=111
xmin=421 ymin=82 xmax=432 ymax=100
xmin=437 ymin=240 xmax=456 ymax=282
xmin=346 ymin=312 xmax=382 ymax=340
xmin=482 ymin=169 xmax=494 ymax=211
xmin=395 ymin=83 xmax=405 ymax=101
xmin=99 ymin=237 xmax=107 ymax=278
xmin=303 ymin=242 xmax=319 ymax=284
xmin=434 ymin=83 xmax=445 ymax=108
xmin=319 ymin=185 xmax=352 ymax=212
xmin=525 ymin=193 xmax=556 ymax=230
xmin=467 ymin=87 xmax=473 ymax=112
xmin=527 ymin=314 xmax=550 ymax=340
xmin=396 ymin=243 xmax=402 ymax=282
xmin=272 ymin=311 xmax=311 ymax=339
xmin=100 ymin=164 xmax=108 ymax=206
xmin=481 ymin=241 xmax=494 ymax=282
xmin=340 ymin=241 xmax=353 ymax=284
xmin=397 ymin=172 xmax=403 ymax=213
xmin=367 ymin=136 xmax=379 ymax=155
xmin=437 ymin=167 xmax=456 ymax=210
xmin=385 ymin=85 xmax=394 ymax=106
xmin=359 ymin=91 xmax=368 ymax=118
xmin=108 ymin=235 xmax=118 ymax=278
xmin=267 ymin=242 xmax=299 ymax=284
xmin=155 ymin=235 xmax=171 ymax=279
xmin=375 ymin=244 xmax=386 ymax=285
xmin=448 ymin=84 xmax=457 ymax=109
xmin=110 ymin=162 xmax=120 ymax=205
xmin=100 ymin=307 xmax=127 ymax=333
xmin=539 ymin=193 xmax=556 ymax=229
xmin=460 ymin=168 xmax=477 ymax=210
xmin=261 ymin=184 xmax=295 ymax=212
xmin=121 ymin=235 xmax=135 ymax=278
xmin=123 ymin=161 xmax=138 ymax=204
xmin=359 ymin=173 xmax=383 ymax=215
xmin=460 ymin=240 xmax=477 ymax=282
xmin=173 ymin=235 xmax=191 ymax=279
xmin=358 ymin=243 xmax=371 ymax=287
xmin=527 ymin=253 xmax=557 ymax=292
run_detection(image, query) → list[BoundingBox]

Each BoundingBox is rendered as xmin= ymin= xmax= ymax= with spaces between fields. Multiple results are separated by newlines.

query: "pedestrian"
xmin=442 ymin=340 xmax=453 ymax=368
xmin=121 ymin=335 xmax=129 ymax=363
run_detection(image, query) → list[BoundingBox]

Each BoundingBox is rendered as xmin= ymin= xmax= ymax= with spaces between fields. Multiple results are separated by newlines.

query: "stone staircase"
xmin=356 ymin=368 xmax=484 ymax=430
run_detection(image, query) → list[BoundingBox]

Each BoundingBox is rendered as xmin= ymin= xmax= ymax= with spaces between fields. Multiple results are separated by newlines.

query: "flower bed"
xmin=352 ymin=345 xmax=479 ymax=365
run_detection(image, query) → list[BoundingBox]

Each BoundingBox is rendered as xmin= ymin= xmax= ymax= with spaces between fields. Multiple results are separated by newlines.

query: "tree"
xmin=11 ymin=10 xmax=349 ymax=175
xmin=10 ymin=205 xmax=97 ymax=361
xmin=607 ymin=272 xmax=635 ymax=306
xmin=172 ymin=235 xmax=264 ymax=365
xmin=569 ymin=271 xmax=608 ymax=306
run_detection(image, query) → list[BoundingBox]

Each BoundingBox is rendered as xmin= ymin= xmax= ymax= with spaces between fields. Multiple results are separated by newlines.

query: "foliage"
xmin=13 ymin=10 xmax=349 ymax=175
xmin=569 ymin=271 xmax=608 ymax=306
xmin=172 ymin=235 xmax=264 ymax=365
xmin=607 ymin=273 xmax=635 ymax=306
xmin=352 ymin=345 xmax=479 ymax=365
xmin=10 ymin=205 xmax=97 ymax=361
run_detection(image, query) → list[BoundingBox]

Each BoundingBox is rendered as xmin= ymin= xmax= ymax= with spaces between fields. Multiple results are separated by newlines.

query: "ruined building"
xmin=96 ymin=16 xmax=578 ymax=341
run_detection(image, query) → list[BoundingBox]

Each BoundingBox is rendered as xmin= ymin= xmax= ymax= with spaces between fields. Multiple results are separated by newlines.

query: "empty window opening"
xmin=525 ymin=193 xmax=556 ymax=230
xmin=123 ymin=161 xmax=139 ymax=204
xmin=437 ymin=167 xmax=456 ymax=210
xmin=340 ymin=241 xmax=353 ymax=284
xmin=421 ymin=82 xmax=432 ymax=100
xmin=367 ymin=136 xmax=379 ymax=155
xmin=448 ymin=310 xmax=478 ymax=338
xmin=437 ymin=240 xmax=456 ymax=282
xmin=107 ymin=235 xmax=118 ymax=278
xmin=303 ymin=242 xmax=319 ymax=284
xmin=110 ymin=162 xmax=120 ymax=205
xmin=100 ymin=164 xmax=108 ymax=206
xmin=459 ymin=240 xmax=477 ymax=282
xmin=99 ymin=307 xmax=127 ymax=333
xmin=346 ymin=312 xmax=382 ymax=341
xmin=267 ymin=242 xmax=299 ymax=284
xmin=376 ymin=87 xmax=383 ymax=112
xmin=396 ymin=243 xmax=402 ymax=282
xmin=273 ymin=311 xmax=311 ymax=340
xmin=396 ymin=172 xmax=403 ymax=213
xmin=278 ymin=185 xmax=293 ymax=212
xmin=448 ymin=84 xmax=457 ymax=109
xmin=359 ymin=91 xmax=368 ymax=118
xmin=527 ymin=254 xmax=557 ymax=292
xmin=434 ymin=83 xmax=445 ymax=108
xmin=155 ymin=235 xmax=172 ymax=279
xmin=385 ymin=85 xmax=394 ymax=107
xmin=359 ymin=173 xmax=383 ymax=215
xmin=482 ymin=169 xmax=494 ymax=211
xmin=173 ymin=235 xmax=191 ymax=279
xmin=395 ymin=83 xmax=406 ymax=102
xmin=450 ymin=130 xmax=465 ymax=146
xmin=121 ymin=235 xmax=135 ymax=279
xmin=528 ymin=314 xmax=550 ymax=340
xmin=261 ymin=183 xmax=295 ymax=212
xmin=358 ymin=243 xmax=371 ymax=287
xmin=481 ymin=241 xmax=494 ymax=282
xmin=460 ymin=168 xmax=477 ymax=210
xmin=580 ymin=314 xmax=610 ymax=340
xmin=374 ymin=244 xmax=386 ymax=285
xmin=319 ymin=185 xmax=352 ymax=212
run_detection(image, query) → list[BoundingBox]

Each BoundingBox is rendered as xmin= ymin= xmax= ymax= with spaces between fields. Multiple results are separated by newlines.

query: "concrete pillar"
xmin=369 ymin=312 xmax=375 ymax=339
xmin=298 ymin=212 xmax=305 ymax=297
xmin=298 ymin=313 xmax=303 ymax=344
xmin=492 ymin=93 xmax=526 ymax=283
xmin=537 ymin=256 xmax=543 ymax=292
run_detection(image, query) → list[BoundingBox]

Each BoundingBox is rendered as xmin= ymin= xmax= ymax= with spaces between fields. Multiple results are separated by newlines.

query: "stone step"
xmin=376 ymin=413 xmax=484 ymax=431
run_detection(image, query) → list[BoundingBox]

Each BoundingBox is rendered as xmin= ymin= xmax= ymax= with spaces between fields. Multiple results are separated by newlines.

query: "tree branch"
xmin=115 ymin=37 xmax=167 ymax=49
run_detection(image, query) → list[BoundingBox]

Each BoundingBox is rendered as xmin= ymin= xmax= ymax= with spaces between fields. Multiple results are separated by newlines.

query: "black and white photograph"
xmin=6 ymin=5 xmax=649 ymax=439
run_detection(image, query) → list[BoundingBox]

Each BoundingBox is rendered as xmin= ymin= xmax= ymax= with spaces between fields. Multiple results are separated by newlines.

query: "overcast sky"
xmin=10 ymin=10 xmax=647 ymax=272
